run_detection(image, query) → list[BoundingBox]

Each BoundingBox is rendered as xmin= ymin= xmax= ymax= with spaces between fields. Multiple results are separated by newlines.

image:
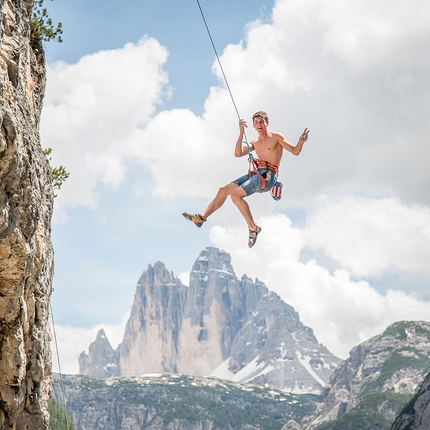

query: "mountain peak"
xmin=81 ymin=247 xmax=340 ymax=393
xmin=309 ymin=320 xmax=430 ymax=427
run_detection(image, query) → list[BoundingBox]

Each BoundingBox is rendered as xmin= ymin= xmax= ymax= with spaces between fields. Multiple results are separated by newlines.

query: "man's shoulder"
xmin=269 ymin=131 xmax=285 ymax=139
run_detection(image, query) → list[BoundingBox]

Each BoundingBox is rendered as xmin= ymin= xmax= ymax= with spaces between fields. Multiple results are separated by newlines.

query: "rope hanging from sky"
xmin=195 ymin=0 xmax=252 ymax=158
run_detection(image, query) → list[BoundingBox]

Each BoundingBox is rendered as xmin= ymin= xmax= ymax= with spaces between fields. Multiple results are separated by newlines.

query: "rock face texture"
xmin=82 ymin=247 xmax=340 ymax=393
xmin=1 ymin=0 xmax=53 ymax=429
xmin=307 ymin=321 xmax=430 ymax=429
xmin=51 ymin=373 xmax=320 ymax=430
xmin=79 ymin=329 xmax=119 ymax=378
xmin=391 ymin=371 xmax=430 ymax=430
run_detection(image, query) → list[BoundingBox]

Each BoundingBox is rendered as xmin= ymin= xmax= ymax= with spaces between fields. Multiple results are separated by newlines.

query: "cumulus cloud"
xmin=41 ymin=36 xmax=169 ymax=216
xmin=135 ymin=0 xmax=430 ymax=204
xmin=43 ymin=0 xmax=430 ymax=368
xmin=210 ymin=196 xmax=430 ymax=358
xmin=41 ymin=0 xmax=430 ymax=213
xmin=304 ymin=196 xmax=430 ymax=277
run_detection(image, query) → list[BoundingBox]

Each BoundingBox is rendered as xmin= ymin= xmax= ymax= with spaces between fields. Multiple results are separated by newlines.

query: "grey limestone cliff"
xmin=79 ymin=329 xmax=119 ymax=378
xmin=306 ymin=321 xmax=430 ymax=429
xmin=391 ymin=371 xmax=430 ymax=430
xmin=82 ymin=247 xmax=340 ymax=394
xmin=1 ymin=0 xmax=53 ymax=429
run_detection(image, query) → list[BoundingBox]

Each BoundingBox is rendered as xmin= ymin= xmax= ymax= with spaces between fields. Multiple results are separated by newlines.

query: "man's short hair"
xmin=252 ymin=111 xmax=269 ymax=123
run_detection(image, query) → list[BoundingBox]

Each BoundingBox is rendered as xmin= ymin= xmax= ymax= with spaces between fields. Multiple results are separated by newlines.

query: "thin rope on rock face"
xmin=50 ymin=302 xmax=70 ymax=430
xmin=196 ymin=0 xmax=252 ymax=157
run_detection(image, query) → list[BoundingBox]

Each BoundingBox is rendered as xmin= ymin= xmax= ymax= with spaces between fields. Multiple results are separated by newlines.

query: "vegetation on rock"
xmin=30 ymin=0 xmax=63 ymax=44
xmin=48 ymin=399 xmax=75 ymax=430
xmin=319 ymin=392 xmax=412 ymax=430
xmin=43 ymin=148 xmax=69 ymax=195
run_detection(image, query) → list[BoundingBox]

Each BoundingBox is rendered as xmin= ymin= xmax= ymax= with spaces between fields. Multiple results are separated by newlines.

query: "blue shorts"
xmin=232 ymin=169 xmax=278 ymax=196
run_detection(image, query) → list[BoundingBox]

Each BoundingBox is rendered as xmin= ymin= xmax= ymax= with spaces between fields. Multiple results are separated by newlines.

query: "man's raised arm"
xmin=235 ymin=119 xmax=253 ymax=157
xmin=279 ymin=128 xmax=310 ymax=156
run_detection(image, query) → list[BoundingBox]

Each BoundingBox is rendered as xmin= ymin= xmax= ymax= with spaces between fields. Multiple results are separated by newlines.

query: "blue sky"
xmin=42 ymin=0 xmax=430 ymax=373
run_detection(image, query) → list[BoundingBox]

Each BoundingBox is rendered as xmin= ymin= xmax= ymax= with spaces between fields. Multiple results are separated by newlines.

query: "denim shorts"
xmin=232 ymin=169 xmax=278 ymax=196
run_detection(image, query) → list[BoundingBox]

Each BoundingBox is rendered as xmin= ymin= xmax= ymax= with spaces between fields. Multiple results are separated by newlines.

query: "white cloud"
xmin=41 ymin=36 xmax=169 ymax=216
xmin=316 ymin=0 xmax=430 ymax=72
xmin=41 ymin=0 xmax=430 ymax=215
xmin=136 ymin=0 xmax=430 ymax=205
xmin=178 ymin=272 xmax=190 ymax=286
xmin=210 ymin=197 xmax=430 ymax=358
xmin=43 ymin=0 xmax=430 ymax=368
xmin=305 ymin=196 xmax=430 ymax=277
xmin=51 ymin=313 xmax=129 ymax=374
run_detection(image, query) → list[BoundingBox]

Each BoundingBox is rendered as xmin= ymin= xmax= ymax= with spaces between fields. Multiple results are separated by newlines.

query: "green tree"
xmin=48 ymin=399 xmax=75 ymax=430
xmin=44 ymin=148 xmax=70 ymax=196
xmin=30 ymin=0 xmax=63 ymax=44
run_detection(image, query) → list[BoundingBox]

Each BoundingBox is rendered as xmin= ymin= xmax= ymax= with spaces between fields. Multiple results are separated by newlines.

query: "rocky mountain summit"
xmin=305 ymin=321 xmax=430 ymax=429
xmin=80 ymin=247 xmax=341 ymax=393
xmin=1 ymin=0 xmax=54 ymax=428
xmin=78 ymin=329 xmax=119 ymax=378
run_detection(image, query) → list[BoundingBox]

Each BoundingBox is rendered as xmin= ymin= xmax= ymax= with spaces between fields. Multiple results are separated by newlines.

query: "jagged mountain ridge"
xmin=306 ymin=321 xmax=430 ymax=429
xmin=80 ymin=247 xmax=341 ymax=393
xmin=69 ymin=320 xmax=430 ymax=429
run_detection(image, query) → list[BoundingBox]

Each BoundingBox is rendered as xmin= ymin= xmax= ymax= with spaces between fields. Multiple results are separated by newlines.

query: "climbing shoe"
xmin=182 ymin=212 xmax=206 ymax=228
xmin=248 ymin=225 xmax=262 ymax=248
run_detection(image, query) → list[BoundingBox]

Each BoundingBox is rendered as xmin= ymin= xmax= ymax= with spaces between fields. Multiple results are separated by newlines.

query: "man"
xmin=183 ymin=111 xmax=309 ymax=248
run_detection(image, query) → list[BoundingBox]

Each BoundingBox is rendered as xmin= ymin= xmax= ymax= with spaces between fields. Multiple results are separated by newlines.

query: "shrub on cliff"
xmin=30 ymin=0 xmax=63 ymax=44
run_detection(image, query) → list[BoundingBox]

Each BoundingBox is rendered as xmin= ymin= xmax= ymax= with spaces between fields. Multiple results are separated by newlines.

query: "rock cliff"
xmin=307 ymin=321 xmax=430 ymax=429
xmin=82 ymin=247 xmax=341 ymax=393
xmin=79 ymin=329 xmax=119 ymax=378
xmin=391 ymin=371 xmax=430 ymax=430
xmin=1 ymin=0 xmax=53 ymax=428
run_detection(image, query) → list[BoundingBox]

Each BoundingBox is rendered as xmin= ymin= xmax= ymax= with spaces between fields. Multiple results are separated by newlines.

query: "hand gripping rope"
xmin=196 ymin=1 xmax=283 ymax=201
xmin=195 ymin=0 xmax=253 ymax=162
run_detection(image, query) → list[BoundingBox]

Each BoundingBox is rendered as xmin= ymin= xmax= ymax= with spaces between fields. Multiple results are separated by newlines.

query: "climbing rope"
xmin=196 ymin=0 xmax=253 ymax=161
xmin=50 ymin=302 xmax=70 ymax=430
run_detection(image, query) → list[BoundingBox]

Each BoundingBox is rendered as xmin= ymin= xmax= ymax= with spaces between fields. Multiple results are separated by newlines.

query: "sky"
xmin=41 ymin=0 xmax=430 ymax=374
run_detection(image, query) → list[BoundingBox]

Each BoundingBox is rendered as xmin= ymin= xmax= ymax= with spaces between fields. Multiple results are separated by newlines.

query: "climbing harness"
xmin=249 ymin=159 xmax=278 ymax=190
xmin=196 ymin=0 xmax=282 ymax=200
xmin=248 ymin=159 xmax=283 ymax=200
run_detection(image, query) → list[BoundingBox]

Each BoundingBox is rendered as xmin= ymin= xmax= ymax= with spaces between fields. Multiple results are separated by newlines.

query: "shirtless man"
xmin=183 ymin=111 xmax=309 ymax=248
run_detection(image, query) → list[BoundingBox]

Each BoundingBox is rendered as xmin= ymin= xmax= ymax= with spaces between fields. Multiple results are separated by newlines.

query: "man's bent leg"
xmin=230 ymin=187 xmax=257 ymax=231
xmin=200 ymin=182 xmax=239 ymax=219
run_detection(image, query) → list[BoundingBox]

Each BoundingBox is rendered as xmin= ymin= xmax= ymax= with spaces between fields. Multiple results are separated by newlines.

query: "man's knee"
xmin=231 ymin=188 xmax=247 ymax=204
xmin=218 ymin=183 xmax=237 ymax=198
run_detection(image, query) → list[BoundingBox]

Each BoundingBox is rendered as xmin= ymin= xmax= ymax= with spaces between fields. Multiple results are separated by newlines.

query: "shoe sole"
xmin=182 ymin=212 xmax=205 ymax=228
xmin=248 ymin=226 xmax=262 ymax=248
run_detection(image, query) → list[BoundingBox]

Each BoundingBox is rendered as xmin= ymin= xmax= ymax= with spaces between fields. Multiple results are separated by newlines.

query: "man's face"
xmin=253 ymin=116 xmax=268 ymax=132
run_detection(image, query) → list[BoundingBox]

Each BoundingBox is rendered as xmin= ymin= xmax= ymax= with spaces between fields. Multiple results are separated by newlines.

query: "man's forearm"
xmin=292 ymin=140 xmax=305 ymax=156
xmin=235 ymin=132 xmax=245 ymax=157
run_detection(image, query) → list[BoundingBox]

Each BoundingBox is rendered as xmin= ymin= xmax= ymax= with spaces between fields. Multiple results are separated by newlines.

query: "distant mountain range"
xmin=57 ymin=320 xmax=430 ymax=429
xmin=80 ymin=247 xmax=341 ymax=393
xmin=72 ymin=248 xmax=430 ymax=429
